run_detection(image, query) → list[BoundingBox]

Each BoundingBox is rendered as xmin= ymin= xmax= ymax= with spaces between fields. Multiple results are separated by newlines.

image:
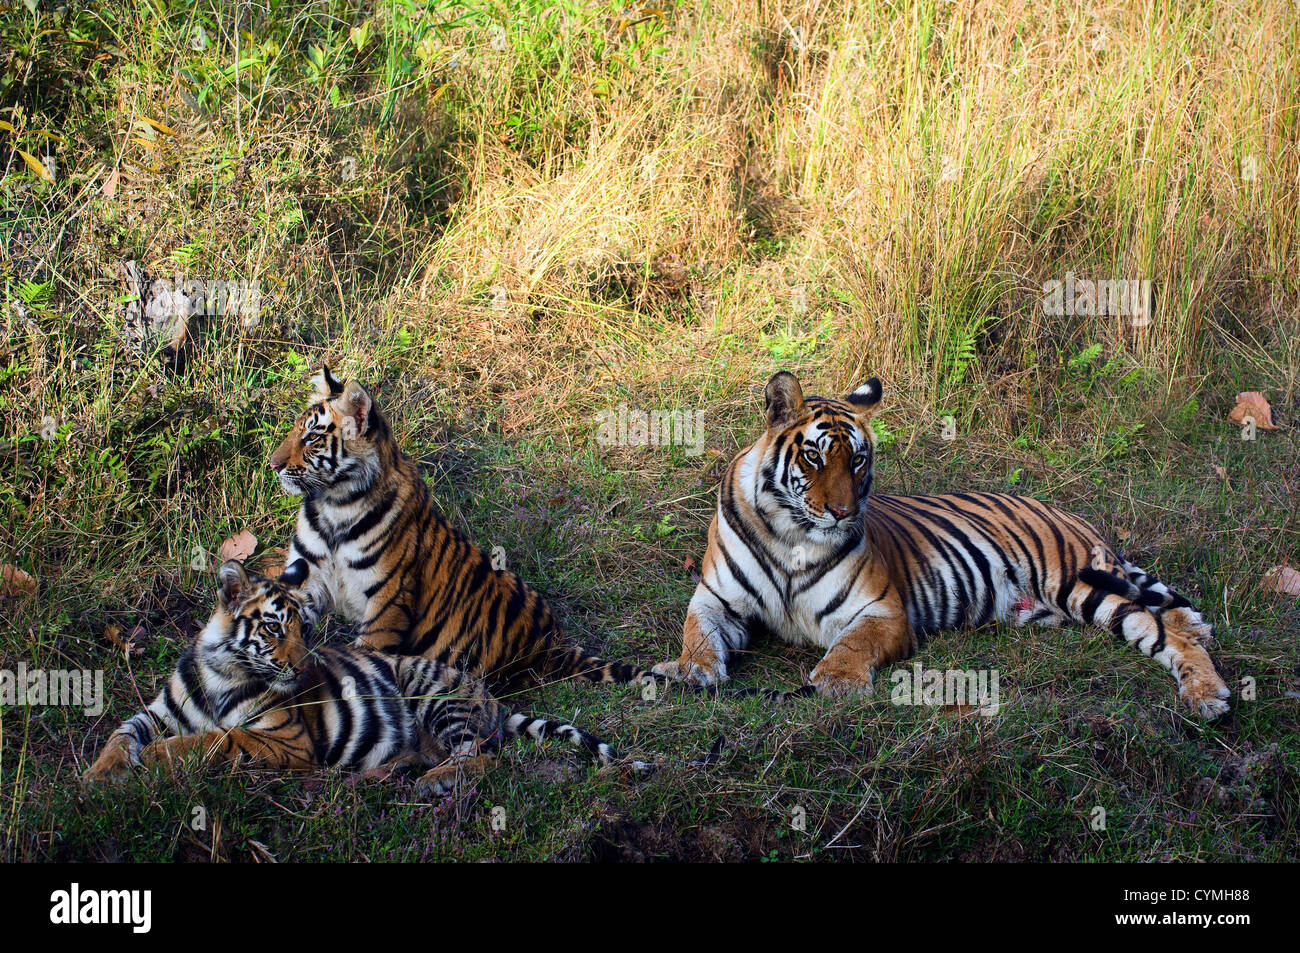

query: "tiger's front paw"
xmin=415 ymin=766 xmax=461 ymax=799
xmin=414 ymin=755 xmax=493 ymax=799
xmin=652 ymin=658 xmax=727 ymax=689
xmin=808 ymin=660 xmax=874 ymax=698
xmin=1180 ymin=671 xmax=1231 ymax=719
xmin=82 ymin=743 xmax=137 ymax=784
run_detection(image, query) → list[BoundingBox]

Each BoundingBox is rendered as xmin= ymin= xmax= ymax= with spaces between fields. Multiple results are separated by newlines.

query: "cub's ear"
xmin=764 ymin=371 xmax=806 ymax=430
xmin=338 ymin=379 xmax=373 ymax=439
xmin=218 ymin=560 xmax=250 ymax=611
xmin=280 ymin=558 xmax=309 ymax=589
xmin=311 ymin=365 xmax=345 ymax=398
xmin=845 ymin=377 xmax=883 ymax=416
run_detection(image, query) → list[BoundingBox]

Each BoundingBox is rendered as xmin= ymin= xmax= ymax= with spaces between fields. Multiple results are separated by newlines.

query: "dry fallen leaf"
xmin=104 ymin=623 xmax=144 ymax=657
xmin=101 ymin=166 xmax=119 ymax=198
xmin=1262 ymin=566 xmax=1300 ymax=596
xmin=217 ymin=529 xmax=257 ymax=564
xmin=1227 ymin=392 xmax=1278 ymax=430
xmin=1 ymin=564 xmax=37 ymax=597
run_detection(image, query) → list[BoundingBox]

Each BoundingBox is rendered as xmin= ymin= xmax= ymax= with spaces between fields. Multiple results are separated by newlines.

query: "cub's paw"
xmin=1180 ymin=672 xmax=1231 ymax=719
xmin=82 ymin=745 xmax=137 ymax=784
xmin=651 ymin=658 xmax=726 ymax=689
xmin=808 ymin=661 xmax=874 ymax=698
xmin=415 ymin=766 xmax=460 ymax=799
xmin=414 ymin=755 xmax=492 ymax=799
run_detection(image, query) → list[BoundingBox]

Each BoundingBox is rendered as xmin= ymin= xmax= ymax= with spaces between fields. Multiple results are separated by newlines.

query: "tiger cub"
xmin=83 ymin=560 xmax=642 ymax=795
xmin=268 ymin=367 xmax=655 ymax=693
xmin=653 ymin=371 xmax=1231 ymax=718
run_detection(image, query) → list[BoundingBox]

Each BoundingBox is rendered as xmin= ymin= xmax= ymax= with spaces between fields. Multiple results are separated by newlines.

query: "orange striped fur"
xmin=654 ymin=372 xmax=1231 ymax=718
xmin=268 ymin=368 xmax=654 ymax=693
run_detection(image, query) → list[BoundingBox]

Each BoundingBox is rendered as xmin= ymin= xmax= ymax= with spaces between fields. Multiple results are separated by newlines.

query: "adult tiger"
xmin=83 ymin=560 xmax=644 ymax=795
xmin=652 ymin=371 xmax=1231 ymax=718
xmin=268 ymin=368 xmax=654 ymax=694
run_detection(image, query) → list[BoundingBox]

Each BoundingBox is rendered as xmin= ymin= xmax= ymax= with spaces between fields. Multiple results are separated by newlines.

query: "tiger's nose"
xmin=269 ymin=454 xmax=287 ymax=473
xmin=826 ymin=504 xmax=854 ymax=521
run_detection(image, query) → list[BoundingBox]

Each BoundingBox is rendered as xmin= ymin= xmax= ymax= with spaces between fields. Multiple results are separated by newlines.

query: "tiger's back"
xmin=865 ymin=491 xmax=1120 ymax=636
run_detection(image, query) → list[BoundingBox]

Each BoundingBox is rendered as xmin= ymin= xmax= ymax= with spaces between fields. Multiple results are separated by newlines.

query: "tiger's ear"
xmin=218 ymin=560 xmax=250 ymax=611
xmin=338 ymin=379 xmax=372 ymax=439
xmin=279 ymin=558 xmax=309 ymax=590
xmin=845 ymin=377 xmax=883 ymax=417
xmin=311 ymin=365 xmax=345 ymax=398
xmin=764 ymin=371 xmax=806 ymax=430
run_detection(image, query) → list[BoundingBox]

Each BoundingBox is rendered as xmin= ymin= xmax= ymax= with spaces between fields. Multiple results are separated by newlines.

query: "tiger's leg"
xmin=83 ymin=691 xmax=174 ymax=783
xmin=652 ymin=587 xmax=749 ymax=688
xmin=397 ymin=657 xmax=505 ymax=796
xmin=808 ymin=603 xmax=916 ymax=697
xmin=1067 ymin=576 xmax=1230 ymax=718
xmin=1121 ymin=560 xmax=1216 ymax=646
xmin=139 ymin=727 xmax=317 ymax=773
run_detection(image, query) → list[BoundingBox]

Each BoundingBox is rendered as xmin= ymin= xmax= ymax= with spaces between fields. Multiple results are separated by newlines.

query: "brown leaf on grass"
xmin=101 ymin=166 xmax=119 ymax=198
xmin=104 ymin=623 xmax=144 ymax=656
xmin=1227 ymin=392 xmax=1278 ymax=430
xmin=217 ymin=530 xmax=257 ymax=565
xmin=1262 ymin=566 xmax=1300 ymax=596
xmin=1 ymin=564 xmax=37 ymax=597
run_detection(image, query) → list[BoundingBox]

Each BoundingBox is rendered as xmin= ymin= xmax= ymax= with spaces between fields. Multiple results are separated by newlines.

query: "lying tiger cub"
xmin=654 ymin=371 xmax=1231 ymax=718
xmin=83 ymin=560 xmax=641 ymax=794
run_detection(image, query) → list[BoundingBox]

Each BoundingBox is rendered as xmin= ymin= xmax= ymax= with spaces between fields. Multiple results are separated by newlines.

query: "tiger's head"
xmin=753 ymin=370 xmax=883 ymax=544
xmin=201 ymin=559 xmax=313 ymax=690
xmin=268 ymin=366 xmax=389 ymax=497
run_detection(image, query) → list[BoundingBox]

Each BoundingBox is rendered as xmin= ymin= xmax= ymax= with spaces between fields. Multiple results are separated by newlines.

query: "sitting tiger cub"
xmin=268 ymin=367 xmax=655 ymax=694
xmin=654 ymin=371 xmax=1231 ymax=718
xmin=83 ymin=560 xmax=641 ymax=794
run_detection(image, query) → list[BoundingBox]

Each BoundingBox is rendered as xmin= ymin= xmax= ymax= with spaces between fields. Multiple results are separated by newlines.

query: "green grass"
xmin=1 ymin=0 xmax=1297 ymax=861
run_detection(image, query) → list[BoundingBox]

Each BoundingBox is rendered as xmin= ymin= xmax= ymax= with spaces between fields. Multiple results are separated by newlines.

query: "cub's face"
xmin=758 ymin=371 xmax=883 ymax=543
xmin=268 ymin=366 xmax=378 ymax=496
xmin=207 ymin=559 xmax=312 ymax=689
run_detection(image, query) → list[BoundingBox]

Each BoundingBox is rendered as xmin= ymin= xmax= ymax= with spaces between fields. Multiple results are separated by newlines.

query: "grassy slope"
xmin=1 ymin=1 xmax=1297 ymax=861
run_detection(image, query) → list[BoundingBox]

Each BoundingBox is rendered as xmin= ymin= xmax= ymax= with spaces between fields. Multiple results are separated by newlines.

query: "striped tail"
xmin=504 ymin=713 xmax=651 ymax=772
xmin=1079 ymin=566 xmax=1189 ymax=611
xmin=544 ymin=643 xmax=658 ymax=686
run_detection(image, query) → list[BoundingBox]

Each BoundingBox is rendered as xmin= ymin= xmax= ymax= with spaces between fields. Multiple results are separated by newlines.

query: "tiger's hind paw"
xmin=1180 ymin=673 xmax=1231 ymax=720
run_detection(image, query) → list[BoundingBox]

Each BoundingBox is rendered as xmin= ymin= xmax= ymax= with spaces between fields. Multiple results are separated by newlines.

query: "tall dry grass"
xmin=405 ymin=0 xmax=1297 ymax=431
